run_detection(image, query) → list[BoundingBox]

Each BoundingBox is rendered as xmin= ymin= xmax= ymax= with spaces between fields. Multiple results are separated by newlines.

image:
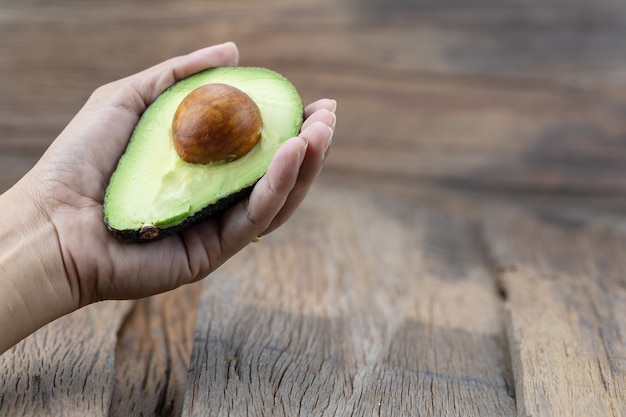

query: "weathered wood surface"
xmin=3 ymin=0 xmax=626 ymax=208
xmin=484 ymin=207 xmax=626 ymax=417
xmin=1 ymin=0 xmax=626 ymax=415
xmin=0 ymin=301 xmax=133 ymax=416
xmin=181 ymin=185 xmax=515 ymax=416
xmin=110 ymin=284 xmax=203 ymax=417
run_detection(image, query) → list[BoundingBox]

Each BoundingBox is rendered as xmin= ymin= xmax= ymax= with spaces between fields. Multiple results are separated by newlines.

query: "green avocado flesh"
xmin=103 ymin=67 xmax=304 ymax=241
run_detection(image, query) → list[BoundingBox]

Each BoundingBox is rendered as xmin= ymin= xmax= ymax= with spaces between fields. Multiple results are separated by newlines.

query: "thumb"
xmin=109 ymin=41 xmax=241 ymax=113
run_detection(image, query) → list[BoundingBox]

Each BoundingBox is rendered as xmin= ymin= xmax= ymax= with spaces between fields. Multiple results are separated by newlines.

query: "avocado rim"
xmin=105 ymin=184 xmax=254 ymax=242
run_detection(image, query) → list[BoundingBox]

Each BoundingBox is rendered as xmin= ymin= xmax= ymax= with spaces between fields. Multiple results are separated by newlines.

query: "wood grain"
xmin=181 ymin=184 xmax=515 ymax=416
xmin=0 ymin=301 xmax=133 ymax=416
xmin=483 ymin=207 xmax=626 ymax=417
xmin=109 ymin=283 xmax=203 ymax=417
xmin=2 ymin=0 xmax=626 ymax=415
xmin=3 ymin=0 xmax=626 ymax=209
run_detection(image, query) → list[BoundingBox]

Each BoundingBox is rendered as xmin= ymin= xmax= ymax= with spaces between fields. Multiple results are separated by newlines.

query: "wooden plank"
xmin=181 ymin=184 xmax=515 ymax=416
xmin=483 ymin=207 xmax=626 ymax=417
xmin=3 ymin=0 xmax=626 ymax=207
xmin=1 ymin=0 xmax=625 ymax=414
xmin=109 ymin=283 xmax=203 ymax=417
xmin=0 ymin=300 xmax=134 ymax=416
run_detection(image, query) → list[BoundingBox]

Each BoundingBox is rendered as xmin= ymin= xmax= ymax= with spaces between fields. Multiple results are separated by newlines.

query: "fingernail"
xmin=299 ymin=137 xmax=309 ymax=166
xmin=323 ymin=126 xmax=334 ymax=160
xmin=330 ymin=99 xmax=338 ymax=113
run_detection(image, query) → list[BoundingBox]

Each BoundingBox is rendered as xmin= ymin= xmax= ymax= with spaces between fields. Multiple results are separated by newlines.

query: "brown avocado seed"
xmin=172 ymin=83 xmax=263 ymax=164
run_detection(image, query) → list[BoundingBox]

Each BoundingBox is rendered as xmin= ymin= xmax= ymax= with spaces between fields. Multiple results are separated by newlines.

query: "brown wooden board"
xmin=109 ymin=284 xmax=203 ymax=417
xmin=2 ymin=0 xmax=626 ymax=415
xmin=181 ymin=185 xmax=515 ymax=416
xmin=0 ymin=301 xmax=133 ymax=416
xmin=483 ymin=207 xmax=626 ymax=417
xmin=2 ymin=0 xmax=626 ymax=211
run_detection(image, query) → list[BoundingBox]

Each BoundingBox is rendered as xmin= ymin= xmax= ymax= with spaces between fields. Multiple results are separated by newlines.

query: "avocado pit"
xmin=172 ymin=83 xmax=263 ymax=164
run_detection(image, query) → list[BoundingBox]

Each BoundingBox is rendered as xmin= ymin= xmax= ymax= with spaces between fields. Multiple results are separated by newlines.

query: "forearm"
xmin=0 ymin=180 xmax=74 ymax=355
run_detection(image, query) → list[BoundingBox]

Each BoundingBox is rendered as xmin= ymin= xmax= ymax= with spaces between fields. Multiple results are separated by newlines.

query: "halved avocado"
xmin=103 ymin=67 xmax=304 ymax=241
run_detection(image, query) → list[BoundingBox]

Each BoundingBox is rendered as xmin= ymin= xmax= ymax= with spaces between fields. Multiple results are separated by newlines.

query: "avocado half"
xmin=103 ymin=67 xmax=304 ymax=241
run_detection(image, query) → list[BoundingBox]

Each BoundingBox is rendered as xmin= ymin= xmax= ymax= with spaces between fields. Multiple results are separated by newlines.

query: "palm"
xmin=34 ymin=105 xmax=198 ymax=303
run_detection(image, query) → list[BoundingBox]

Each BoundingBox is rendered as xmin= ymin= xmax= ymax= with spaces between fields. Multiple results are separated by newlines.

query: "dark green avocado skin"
xmin=105 ymin=185 xmax=254 ymax=242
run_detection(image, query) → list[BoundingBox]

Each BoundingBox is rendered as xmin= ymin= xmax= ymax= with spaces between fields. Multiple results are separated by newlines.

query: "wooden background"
xmin=1 ymin=0 xmax=626 ymax=415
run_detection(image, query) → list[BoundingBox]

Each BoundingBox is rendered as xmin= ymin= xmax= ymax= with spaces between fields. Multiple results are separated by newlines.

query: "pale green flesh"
xmin=104 ymin=67 xmax=303 ymax=232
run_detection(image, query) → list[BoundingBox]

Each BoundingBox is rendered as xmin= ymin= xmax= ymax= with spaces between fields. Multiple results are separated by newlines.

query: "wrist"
xmin=0 ymin=178 xmax=75 ymax=354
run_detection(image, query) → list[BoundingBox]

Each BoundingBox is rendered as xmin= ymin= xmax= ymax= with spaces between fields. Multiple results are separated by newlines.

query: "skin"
xmin=0 ymin=42 xmax=336 ymax=355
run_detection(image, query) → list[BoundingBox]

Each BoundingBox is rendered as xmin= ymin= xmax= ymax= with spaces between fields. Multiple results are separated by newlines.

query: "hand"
xmin=0 ymin=42 xmax=336 ymax=353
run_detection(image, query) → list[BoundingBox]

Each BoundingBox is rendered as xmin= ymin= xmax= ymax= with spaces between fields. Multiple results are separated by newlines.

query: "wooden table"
xmin=1 ymin=0 xmax=626 ymax=415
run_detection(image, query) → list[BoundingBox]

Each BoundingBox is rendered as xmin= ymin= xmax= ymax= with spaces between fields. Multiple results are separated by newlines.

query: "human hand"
xmin=0 ymin=42 xmax=336 ymax=353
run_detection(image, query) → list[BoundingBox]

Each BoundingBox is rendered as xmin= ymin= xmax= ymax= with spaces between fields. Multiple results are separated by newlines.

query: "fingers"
xmin=91 ymin=42 xmax=240 ymax=113
xmin=216 ymin=136 xmax=309 ymax=257
xmin=301 ymin=98 xmax=336 ymax=134
xmin=304 ymin=98 xmax=337 ymax=118
xmin=169 ymin=42 xmax=240 ymax=82
xmin=260 ymin=119 xmax=334 ymax=236
xmin=301 ymin=108 xmax=336 ymax=132
xmin=216 ymin=99 xmax=337 ymax=249
xmin=131 ymin=42 xmax=240 ymax=108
